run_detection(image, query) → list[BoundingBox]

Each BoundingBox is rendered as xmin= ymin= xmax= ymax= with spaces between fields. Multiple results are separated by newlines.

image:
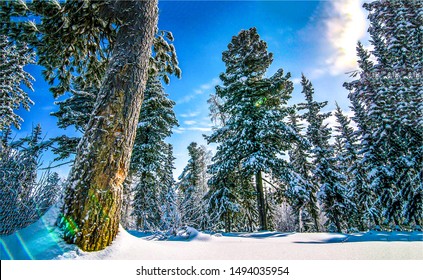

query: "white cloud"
xmin=176 ymin=94 xmax=196 ymax=104
xmin=322 ymin=0 xmax=369 ymax=76
xmin=180 ymin=111 xmax=200 ymax=118
xmin=192 ymin=77 xmax=219 ymax=96
xmin=184 ymin=120 xmax=197 ymax=125
xmin=176 ymin=78 xmax=220 ymax=104
xmin=308 ymin=68 xmax=327 ymax=80
xmin=188 ymin=127 xmax=212 ymax=132
xmin=173 ymin=126 xmax=212 ymax=134
xmin=291 ymin=77 xmax=301 ymax=85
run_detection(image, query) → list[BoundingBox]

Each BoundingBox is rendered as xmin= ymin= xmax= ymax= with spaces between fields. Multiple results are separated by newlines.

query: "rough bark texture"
xmin=59 ymin=0 xmax=158 ymax=251
xmin=255 ymin=171 xmax=267 ymax=230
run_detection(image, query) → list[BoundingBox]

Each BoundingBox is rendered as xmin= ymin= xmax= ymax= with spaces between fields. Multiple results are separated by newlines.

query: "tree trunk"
xmin=298 ymin=207 xmax=303 ymax=233
xmin=58 ymin=0 xmax=158 ymax=251
xmin=334 ymin=214 xmax=342 ymax=233
xmin=255 ymin=171 xmax=267 ymax=230
xmin=309 ymin=192 xmax=320 ymax=232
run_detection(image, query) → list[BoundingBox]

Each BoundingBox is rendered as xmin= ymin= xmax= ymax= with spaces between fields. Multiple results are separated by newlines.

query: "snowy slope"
xmin=1 ymin=206 xmax=422 ymax=260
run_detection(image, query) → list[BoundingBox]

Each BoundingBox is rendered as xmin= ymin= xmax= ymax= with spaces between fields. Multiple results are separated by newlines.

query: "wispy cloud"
xmin=184 ymin=120 xmax=197 ymax=125
xmin=176 ymin=94 xmax=197 ymax=104
xmin=180 ymin=111 xmax=200 ymax=118
xmin=176 ymin=78 xmax=220 ymax=104
xmin=291 ymin=77 xmax=301 ymax=85
xmin=173 ymin=126 xmax=212 ymax=134
xmin=199 ymin=78 xmax=219 ymax=92
xmin=174 ymin=118 xmax=213 ymax=135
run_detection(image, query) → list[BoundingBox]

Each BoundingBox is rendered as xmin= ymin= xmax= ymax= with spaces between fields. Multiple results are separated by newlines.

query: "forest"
xmin=0 ymin=0 xmax=422 ymax=254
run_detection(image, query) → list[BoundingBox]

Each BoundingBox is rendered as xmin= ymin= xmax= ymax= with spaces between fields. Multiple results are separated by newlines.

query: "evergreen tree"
xmin=120 ymin=176 xmax=134 ymax=230
xmin=178 ymin=142 xmax=210 ymax=230
xmin=298 ymin=75 xmax=350 ymax=232
xmin=346 ymin=45 xmax=380 ymax=229
xmin=0 ymin=125 xmax=60 ymax=235
xmin=206 ymin=27 xmax=297 ymax=230
xmin=0 ymin=34 xmax=35 ymax=131
xmin=345 ymin=0 xmax=422 ymax=229
xmin=333 ymin=103 xmax=361 ymax=230
xmin=206 ymin=157 xmax=258 ymax=232
xmin=207 ymin=92 xmax=250 ymax=232
xmin=286 ymin=110 xmax=315 ymax=232
xmin=158 ymin=144 xmax=180 ymax=235
xmin=49 ymin=30 xmax=180 ymax=161
xmin=3 ymin=0 xmax=181 ymax=250
xmin=128 ymin=75 xmax=178 ymax=231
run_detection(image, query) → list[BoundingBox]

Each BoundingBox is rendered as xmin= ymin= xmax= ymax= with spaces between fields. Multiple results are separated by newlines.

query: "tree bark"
xmin=255 ymin=171 xmax=267 ymax=230
xmin=298 ymin=207 xmax=303 ymax=233
xmin=58 ymin=0 xmax=158 ymax=251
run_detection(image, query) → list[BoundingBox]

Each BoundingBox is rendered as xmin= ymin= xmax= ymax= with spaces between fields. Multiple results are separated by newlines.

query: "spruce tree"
xmin=0 ymin=125 xmax=60 ymax=235
xmin=178 ymin=142 xmax=210 ymax=230
xmin=206 ymin=27 xmax=297 ymax=231
xmin=333 ymin=103 xmax=361 ymax=230
xmin=345 ymin=0 xmax=422 ymax=229
xmin=129 ymin=75 xmax=178 ymax=231
xmin=49 ymin=30 xmax=180 ymax=161
xmin=286 ymin=110 xmax=315 ymax=232
xmin=0 ymin=34 xmax=34 ymax=131
xmin=3 ymin=1 xmax=182 ymax=249
xmin=298 ymin=75 xmax=350 ymax=232
xmin=1 ymin=0 xmax=183 ymax=250
xmin=158 ymin=144 xmax=180 ymax=234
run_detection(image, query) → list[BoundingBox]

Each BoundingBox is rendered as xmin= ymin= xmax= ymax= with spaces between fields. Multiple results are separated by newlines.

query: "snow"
xmin=1 ymin=206 xmax=422 ymax=260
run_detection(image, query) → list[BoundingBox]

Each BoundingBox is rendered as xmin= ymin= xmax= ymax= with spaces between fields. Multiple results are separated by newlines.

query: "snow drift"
xmin=1 ymin=206 xmax=422 ymax=260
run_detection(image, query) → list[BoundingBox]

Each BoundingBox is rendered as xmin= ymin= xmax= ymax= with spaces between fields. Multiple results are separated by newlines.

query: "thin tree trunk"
xmin=135 ymin=170 xmax=148 ymax=230
xmin=334 ymin=214 xmax=342 ymax=233
xmin=298 ymin=207 xmax=303 ymax=233
xmin=255 ymin=171 xmax=267 ymax=230
xmin=58 ymin=0 xmax=158 ymax=251
xmin=313 ymin=212 xmax=320 ymax=232
xmin=309 ymin=192 xmax=320 ymax=232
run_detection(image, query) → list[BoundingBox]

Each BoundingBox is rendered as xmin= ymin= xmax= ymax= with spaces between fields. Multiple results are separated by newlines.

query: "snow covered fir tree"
xmin=0 ymin=0 xmax=422 ymax=258
xmin=178 ymin=142 xmax=211 ymax=230
xmin=206 ymin=27 xmax=298 ymax=231
xmin=343 ymin=0 xmax=422 ymax=230
xmin=122 ymin=75 xmax=179 ymax=233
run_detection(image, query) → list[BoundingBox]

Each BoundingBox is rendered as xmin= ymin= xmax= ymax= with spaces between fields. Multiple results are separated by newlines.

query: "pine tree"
xmin=0 ymin=34 xmax=35 ymax=131
xmin=345 ymin=44 xmax=380 ymax=229
xmin=333 ymin=103 xmax=361 ymax=230
xmin=207 ymin=91 xmax=247 ymax=232
xmin=127 ymin=75 xmax=178 ymax=231
xmin=158 ymin=144 xmax=180 ymax=235
xmin=286 ymin=110 xmax=315 ymax=232
xmin=206 ymin=27 xmax=297 ymax=231
xmin=178 ymin=142 xmax=210 ymax=230
xmin=345 ymin=0 xmax=422 ymax=229
xmin=54 ymin=1 xmax=160 ymax=250
xmin=298 ymin=75 xmax=351 ymax=232
xmin=0 ymin=125 xmax=60 ymax=235
xmin=1 ymin=0 xmax=164 ymax=250
xmin=49 ymin=30 xmax=180 ymax=161
xmin=3 ymin=0 xmax=182 ymax=250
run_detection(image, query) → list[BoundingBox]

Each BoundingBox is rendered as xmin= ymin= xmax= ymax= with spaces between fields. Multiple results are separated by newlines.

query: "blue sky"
xmin=13 ymin=0 xmax=370 ymax=179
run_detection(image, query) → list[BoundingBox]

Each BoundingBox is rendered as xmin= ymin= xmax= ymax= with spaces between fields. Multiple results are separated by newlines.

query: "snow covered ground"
xmin=1 ymin=206 xmax=422 ymax=260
